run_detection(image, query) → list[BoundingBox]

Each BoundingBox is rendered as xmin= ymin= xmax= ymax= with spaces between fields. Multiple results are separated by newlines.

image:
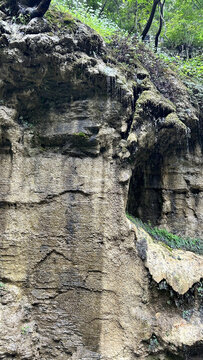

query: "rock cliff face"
xmin=0 ymin=12 xmax=202 ymax=360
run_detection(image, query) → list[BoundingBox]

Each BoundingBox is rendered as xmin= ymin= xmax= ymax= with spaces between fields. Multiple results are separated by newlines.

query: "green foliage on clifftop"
xmin=46 ymin=1 xmax=203 ymax=84
xmin=50 ymin=0 xmax=121 ymax=40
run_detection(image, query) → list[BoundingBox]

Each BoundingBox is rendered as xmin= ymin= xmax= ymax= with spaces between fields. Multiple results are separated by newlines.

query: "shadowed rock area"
xmin=0 ymin=8 xmax=202 ymax=360
xmin=2 ymin=0 xmax=51 ymax=18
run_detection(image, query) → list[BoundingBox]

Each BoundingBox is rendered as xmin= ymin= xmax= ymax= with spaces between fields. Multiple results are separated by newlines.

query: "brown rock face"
xmin=127 ymin=147 xmax=203 ymax=238
xmin=0 ymin=14 xmax=202 ymax=360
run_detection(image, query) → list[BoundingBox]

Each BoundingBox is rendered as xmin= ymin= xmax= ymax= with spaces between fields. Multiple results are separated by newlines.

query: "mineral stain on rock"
xmin=0 ymin=5 xmax=202 ymax=360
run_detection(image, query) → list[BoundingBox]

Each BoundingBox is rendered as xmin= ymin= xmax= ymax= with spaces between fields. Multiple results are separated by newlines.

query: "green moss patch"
xmin=45 ymin=5 xmax=75 ymax=30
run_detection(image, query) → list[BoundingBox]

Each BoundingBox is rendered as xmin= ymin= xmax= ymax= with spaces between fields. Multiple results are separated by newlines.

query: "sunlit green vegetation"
xmin=51 ymin=0 xmax=123 ymax=40
xmin=48 ymin=0 xmax=203 ymax=81
xmin=54 ymin=0 xmax=203 ymax=50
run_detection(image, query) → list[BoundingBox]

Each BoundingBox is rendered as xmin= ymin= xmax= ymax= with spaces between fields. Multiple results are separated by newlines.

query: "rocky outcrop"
xmin=131 ymin=221 xmax=203 ymax=358
xmin=124 ymin=43 xmax=203 ymax=239
xmin=0 ymin=10 xmax=202 ymax=360
xmin=133 ymin=222 xmax=203 ymax=294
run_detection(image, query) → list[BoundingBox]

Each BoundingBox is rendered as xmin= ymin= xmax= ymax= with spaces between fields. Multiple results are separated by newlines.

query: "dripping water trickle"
xmin=186 ymin=127 xmax=191 ymax=154
xmin=106 ymin=75 xmax=116 ymax=97
xmin=106 ymin=76 xmax=111 ymax=95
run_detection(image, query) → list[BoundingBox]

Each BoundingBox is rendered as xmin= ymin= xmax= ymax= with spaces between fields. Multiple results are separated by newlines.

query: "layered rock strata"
xmin=0 ymin=13 xmax=202 ymax=360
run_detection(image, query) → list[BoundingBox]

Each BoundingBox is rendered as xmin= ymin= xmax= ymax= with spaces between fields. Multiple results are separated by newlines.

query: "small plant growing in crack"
xmin=21 ymin=325 xmax=30 ymax=335
xmin=182 ymin=309 xmax=193 ymax=321
xmin=73 ymin=132 xmax=88 ymax=138
xmin=0 ymin=282 xmax=5 ymax=288
xmin=149 ymin=334 xmax=159 ymax=352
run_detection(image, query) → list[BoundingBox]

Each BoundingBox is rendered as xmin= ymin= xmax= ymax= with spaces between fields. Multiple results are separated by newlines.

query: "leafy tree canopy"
xmin=62 ymin=0 xmax=203 ymax=52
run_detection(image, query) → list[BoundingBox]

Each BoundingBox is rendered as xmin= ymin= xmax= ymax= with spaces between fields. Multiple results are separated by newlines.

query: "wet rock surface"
xmin=0 ymin=11 xmax=202 ymax=360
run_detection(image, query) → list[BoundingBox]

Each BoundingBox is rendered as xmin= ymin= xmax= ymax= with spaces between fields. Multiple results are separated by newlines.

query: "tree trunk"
xmin=141 ymin=0 xmax=160 ymax=41
xmin=29 ymin=0 xmax=51 ymax=18
xmin=155 ymin=0 xmax=165 ymax=51
xmin=98 ymin=0 xmax=108 ymax=18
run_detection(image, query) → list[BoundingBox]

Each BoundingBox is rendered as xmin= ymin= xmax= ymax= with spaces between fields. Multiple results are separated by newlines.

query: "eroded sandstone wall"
xmin=0 ymin=13 xmax=202 ymax=360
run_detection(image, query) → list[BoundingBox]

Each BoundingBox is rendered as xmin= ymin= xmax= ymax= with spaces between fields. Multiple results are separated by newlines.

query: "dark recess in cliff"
xmin=127 ymin=152 xmax=163 ymax=226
